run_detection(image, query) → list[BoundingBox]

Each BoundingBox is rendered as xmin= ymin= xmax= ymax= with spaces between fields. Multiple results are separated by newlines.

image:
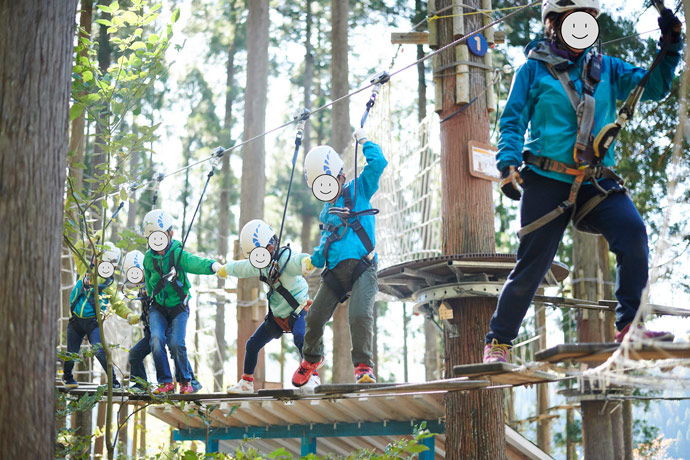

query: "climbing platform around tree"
xmin=453 ymin=362 xmax=559 ymax=386
xmin=377 ymin=253 xmax=569 ymax=302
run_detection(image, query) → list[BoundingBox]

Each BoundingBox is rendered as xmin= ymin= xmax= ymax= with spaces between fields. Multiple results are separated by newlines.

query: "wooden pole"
xmin=435 ymin=1 xmax=504 ymax=457
xmin=573 ymin=232 xmax=613 ymax=459
xmin=535 ymin=303 xmax=551 ymax=454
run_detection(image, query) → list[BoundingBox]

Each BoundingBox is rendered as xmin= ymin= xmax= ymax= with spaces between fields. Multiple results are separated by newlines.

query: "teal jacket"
xmin=497 ymin=38 xmax=682 ymax=183
xmin=311 ymin=141 xmax=388 ymax=269
xmin=223 ymin=249 xmax=310 ymax=319
xmin=69 ymin=242 xmax=132 ymax=319
xmin=144 ymin=240 xmax=216 ymax=307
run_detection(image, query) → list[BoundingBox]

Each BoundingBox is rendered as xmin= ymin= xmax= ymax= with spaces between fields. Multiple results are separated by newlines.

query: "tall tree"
xmin=0 ymin=1 xmax=77 ymax=458
xmin=435 ymin=0 xmax=505 ymax=457
xmin=213 ymin=1 xmax=241 ymax=392
xmin=237 ymin=0 xmax=269 ymax=388
xmin=330 ymin=0 xmax=354 ymax=384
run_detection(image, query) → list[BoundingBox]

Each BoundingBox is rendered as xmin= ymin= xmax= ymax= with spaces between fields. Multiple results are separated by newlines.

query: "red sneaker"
xmin=615 ymin=323 xmax=674 ymax=343
xmin=292 ymin=358 xmax=324 ymax=387
xmin=179 ymin=382 xmax=193 ymax=394
xmin=354 ymin=363 xmax=376 ymax=383
xmin=483 ymin=339 xmax=512 ymax=363
xmin=153 ymin=382 xmax=175 ymax=394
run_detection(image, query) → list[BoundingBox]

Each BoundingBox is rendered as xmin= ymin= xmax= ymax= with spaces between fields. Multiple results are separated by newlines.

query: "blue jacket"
xmin=223 ymin=249 xmax=310 ymax=318
xmin=497 ymin=38 xmax=682 ymax=183
xmin=311 ymin=141 xmax=388 ymax=269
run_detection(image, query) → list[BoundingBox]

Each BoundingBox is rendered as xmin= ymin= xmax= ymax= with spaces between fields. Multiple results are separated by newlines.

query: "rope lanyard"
xmin=592 ymin=0 xmax=675 ymax=161
xmin=274 ymin=109 xmax=310 ymax=253
xmin=157 ymin=147 xmax=225 ymax=305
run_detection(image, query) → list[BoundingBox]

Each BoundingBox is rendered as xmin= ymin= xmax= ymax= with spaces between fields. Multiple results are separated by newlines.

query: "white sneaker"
xmin=227 ymin=378 xmax=254 ymax=394
xmin=302 ymin=373 xmax=321 ymax=391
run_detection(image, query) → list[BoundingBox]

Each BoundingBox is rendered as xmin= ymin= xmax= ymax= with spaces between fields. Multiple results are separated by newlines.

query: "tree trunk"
xmin=573 ymin=231 xmax=614 ymax=459
xmin=90 ymin=21 xmax=112 ymax=220
xmin=300 ymin=0 xmax=315 ymax=254
xmin=237 ymin=0 xmax=268 ymax=387
xmin=623 ymin=400 xmax=633 ymax=460
xmin=214 ymin=4 xmax=239 ymax=393
xmin=402 ymin=303 xmax=409 ymax=381
xmin=436 ymin=1 xmax=504 ymax=458
xmin=0 ymin=2 xmax=76 ymax=458
xmin=329 ymin=0 xmax=354 ymax=384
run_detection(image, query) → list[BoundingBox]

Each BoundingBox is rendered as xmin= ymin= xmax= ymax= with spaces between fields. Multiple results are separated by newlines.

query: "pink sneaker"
xmin=615 ymin=323 xmax=674 ymax=343
xmin=179 ymin=382 xmax=193 ymax=394
xmin=292 ymin=358 xmax=324 ymax=387
xmin=153 ymin=382 xmax=175 ymax=394
xmin=354 ymin=363 xmax=376 ymax=383
xmin=483 ymin=339 xmax=511 ymax=363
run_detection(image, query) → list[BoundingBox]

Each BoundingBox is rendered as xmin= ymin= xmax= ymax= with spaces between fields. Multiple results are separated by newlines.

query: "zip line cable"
xmin=80 ymin=1 xmax=543 ymax=211
xmin=84 ymin=0 xmax=678 ymax=209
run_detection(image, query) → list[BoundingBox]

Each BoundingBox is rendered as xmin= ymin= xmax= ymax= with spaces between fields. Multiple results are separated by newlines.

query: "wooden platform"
xmin=535 ymin=342 xmax=690 ymax=364
xmin=377 ymin=253 xmax=568 ymax=301
xmin=453 ymin=362 xmax=559 ymax=386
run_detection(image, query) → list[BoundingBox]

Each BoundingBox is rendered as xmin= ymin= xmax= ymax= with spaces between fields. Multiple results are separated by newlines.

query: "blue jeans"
xmin=487 ymin=169 xmax=649 ymax=345
xmin=244 ymin=311 xmax=306 ymax=374
xmin=149 ymin=305 xmax=192 ymax=383
xmin=129 ymin=328 xmax=198 ymax=386
xmin=63 ymin=317 xmax=118 ymax=383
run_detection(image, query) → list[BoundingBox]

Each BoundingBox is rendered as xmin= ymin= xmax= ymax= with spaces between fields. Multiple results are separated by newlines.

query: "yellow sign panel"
xmin=439 ymin=302 xmax=454 ymax=320
xmin=469 ymin=141 xmax=500 ymax=182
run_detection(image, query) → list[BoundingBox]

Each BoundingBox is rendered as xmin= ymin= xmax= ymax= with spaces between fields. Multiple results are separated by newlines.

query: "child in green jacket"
xmin=142 ymin=209 xmax=222 ymax=394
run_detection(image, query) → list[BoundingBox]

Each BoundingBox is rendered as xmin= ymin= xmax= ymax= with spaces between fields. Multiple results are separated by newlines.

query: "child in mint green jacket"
xmin=218 ymin=219 xmax=317 ymax=393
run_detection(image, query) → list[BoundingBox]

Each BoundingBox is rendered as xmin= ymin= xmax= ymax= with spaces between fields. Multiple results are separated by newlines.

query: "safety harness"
xmin=259 ymin=245 xmax=310 ymax=332
xmin=151 ymin=247 xmax=189 ymax=307
xmin=70 ymin=275 xmax=115 ymax=318
xmin=321 ymin=185 xmax=378 ymax=302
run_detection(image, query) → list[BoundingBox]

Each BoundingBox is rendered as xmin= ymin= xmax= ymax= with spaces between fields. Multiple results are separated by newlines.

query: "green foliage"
xmin=133 ymin=424 xmax=434 ymax=459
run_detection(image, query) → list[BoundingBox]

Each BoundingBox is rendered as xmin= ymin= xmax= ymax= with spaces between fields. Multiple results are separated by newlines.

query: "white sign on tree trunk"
xmin=468 ymin=141 xmax=500 ymax=182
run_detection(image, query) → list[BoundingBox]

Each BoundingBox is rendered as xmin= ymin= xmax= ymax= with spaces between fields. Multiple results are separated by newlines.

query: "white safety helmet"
xmin=142 ymin=209 xmax=174 ymax=238
xmin=122 ymin=250 xmax=145 ymax=286
xmin=239 ymin=219 xmax=276 ymax=259
xmin=102 ymin=241 xmax=122 ymax=266
xmin=303 ymin=145 xmax=344 ymax=189
xmin=542 ymin=0 xmax=600 ymax=23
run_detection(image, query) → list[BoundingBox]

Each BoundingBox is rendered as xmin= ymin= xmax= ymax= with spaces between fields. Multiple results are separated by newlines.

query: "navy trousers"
xmin=486 ymin=168 xmax=649 ymax=345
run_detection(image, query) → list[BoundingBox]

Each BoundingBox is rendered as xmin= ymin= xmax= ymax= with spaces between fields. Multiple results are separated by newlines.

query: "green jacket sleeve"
xmin=179 ymin=248 xmax=216 ymax=275
xmin=72 ymin=240 xmax=88 ymax=277
xmin=104 ymin=282 xmax=132 ymax=319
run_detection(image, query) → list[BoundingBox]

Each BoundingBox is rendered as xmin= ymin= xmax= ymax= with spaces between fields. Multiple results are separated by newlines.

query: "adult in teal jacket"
xmin=484 ymin=1 xmax=681 ymax=363
xmin=292 ymin=128 xmax=388 ymax=387
xmin=142 ymin=209 xmax=222 ymax=394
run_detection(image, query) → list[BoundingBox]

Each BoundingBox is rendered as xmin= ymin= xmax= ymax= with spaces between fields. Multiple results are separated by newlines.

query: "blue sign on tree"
xmin=467 ymin=33 xmax=488 ymax=57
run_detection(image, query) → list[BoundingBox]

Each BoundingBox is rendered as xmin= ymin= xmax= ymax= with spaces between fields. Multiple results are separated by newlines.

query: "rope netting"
xmin=368 ymin=84 xmax=443 ymax=270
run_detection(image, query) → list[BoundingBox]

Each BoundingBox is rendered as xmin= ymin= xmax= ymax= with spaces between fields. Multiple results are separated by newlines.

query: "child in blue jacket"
xmin=292 ymin=128 xmax=387 ymax=386
xmin=484 ymin=0 xmax=682 ymax=363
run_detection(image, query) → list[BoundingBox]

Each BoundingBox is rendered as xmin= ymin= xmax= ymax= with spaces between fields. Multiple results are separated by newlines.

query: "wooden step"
xmin=535 ymin=342 xmax=690 ymax=364
xmin=453 ymin=362 xmax=558 ymax=386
